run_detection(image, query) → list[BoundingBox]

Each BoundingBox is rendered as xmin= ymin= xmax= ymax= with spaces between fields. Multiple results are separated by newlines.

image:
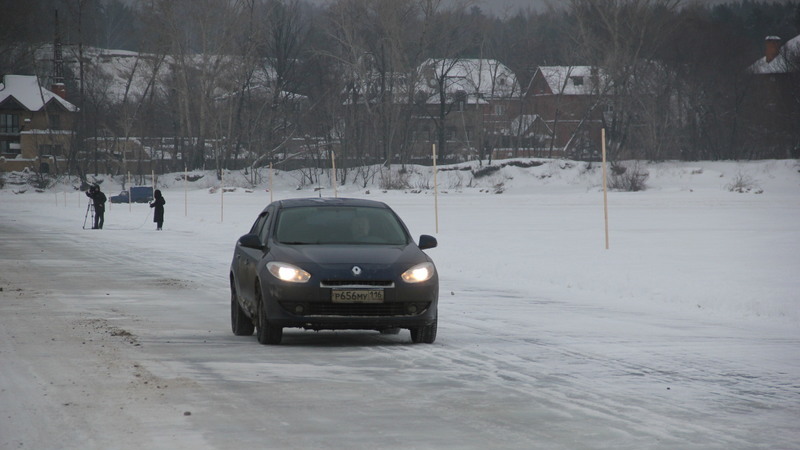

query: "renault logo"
xmin=351 ymin=266 xmax=362 ymax=276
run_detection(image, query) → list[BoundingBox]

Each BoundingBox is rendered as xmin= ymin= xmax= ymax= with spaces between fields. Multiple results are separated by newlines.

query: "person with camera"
xmin=85 ymin=184 xmax=106 ymax=229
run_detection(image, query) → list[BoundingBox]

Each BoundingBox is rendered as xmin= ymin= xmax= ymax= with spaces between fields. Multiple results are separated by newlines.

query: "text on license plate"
xmin=332 ymin=289 xmax=384 ymax=303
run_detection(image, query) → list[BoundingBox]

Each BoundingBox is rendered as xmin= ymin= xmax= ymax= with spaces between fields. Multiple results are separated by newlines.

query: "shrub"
xmin=379 ymin=168 xmax=411 ymax=190
xmin=27 ymin=172 xmax=56 ymax=190
xmin=607 ymin=162 xmax=649 ymax=192
xmin=726 ymin=172 xmax=761 ymax=193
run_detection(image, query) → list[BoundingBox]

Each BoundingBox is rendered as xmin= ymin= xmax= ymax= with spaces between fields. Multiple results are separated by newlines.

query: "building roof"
xmin=533 ymin=66 xmax=602 ymax=95
xmin=418 ymin=58 xmax=519 ymax=99
xmin=0 ymin=74 xmax=78 ymax=112
xmin=749 ymin=34 xmax=800 ymax=74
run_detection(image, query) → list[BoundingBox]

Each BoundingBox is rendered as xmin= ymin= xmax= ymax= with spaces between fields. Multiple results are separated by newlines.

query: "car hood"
xmin=270 ymin=243 xmax=427 ymax=267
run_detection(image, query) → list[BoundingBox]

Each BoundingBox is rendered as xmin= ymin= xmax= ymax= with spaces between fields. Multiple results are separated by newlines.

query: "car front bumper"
xmin=263 ymin=279 xmax=438 ymax=331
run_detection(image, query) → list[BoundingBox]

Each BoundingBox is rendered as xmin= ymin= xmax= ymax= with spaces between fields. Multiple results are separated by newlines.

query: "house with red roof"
xmin=521 ymin=66 xmax=608 ymax=160
xmin=746 ymin=35 xmax=800 ymax=157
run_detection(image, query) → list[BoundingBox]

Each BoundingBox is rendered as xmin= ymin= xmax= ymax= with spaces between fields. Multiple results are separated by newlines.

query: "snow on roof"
xmin=34 ymin=45 xmax=279 ymax=104
xmin=0 ymin=75 xmax=78 ymax=112
xmin=749 ymin=34 xmax=800 ymax=75
xmin=418 ymin=59 xmax=519 ymax=98
xmin=535 ymin=66 xmax=602 ymax=95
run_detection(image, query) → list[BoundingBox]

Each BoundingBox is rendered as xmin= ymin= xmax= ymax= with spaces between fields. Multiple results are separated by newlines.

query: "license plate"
xmin=332 ymin=289 xmax=384 ymax=303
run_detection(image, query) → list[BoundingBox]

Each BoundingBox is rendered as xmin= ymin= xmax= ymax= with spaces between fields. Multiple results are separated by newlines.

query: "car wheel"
xmin=230 ymin=281 xmax=254 ymax=336
xmin=410 ymin=318 xmax=437 ymax=344
xmin=255 ymin=284 xmax=282 ymax=345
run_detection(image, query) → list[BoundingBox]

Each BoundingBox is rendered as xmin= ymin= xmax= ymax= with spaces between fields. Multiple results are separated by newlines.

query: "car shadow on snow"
xmin=264 ymin=329 xmax=419 ymax=347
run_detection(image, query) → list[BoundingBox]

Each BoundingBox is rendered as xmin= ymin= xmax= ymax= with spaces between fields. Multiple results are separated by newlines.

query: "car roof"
xmin=265 ymin=197 xmax=391 ymax=212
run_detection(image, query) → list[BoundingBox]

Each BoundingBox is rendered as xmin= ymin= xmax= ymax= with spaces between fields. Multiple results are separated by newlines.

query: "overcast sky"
xmin=467 ymin=0 xmax=796 ymax=16
xmin=307 ymin=0 xmax=796 ymax=18
xmin=469 ymin=0 xmax=547 ymax=16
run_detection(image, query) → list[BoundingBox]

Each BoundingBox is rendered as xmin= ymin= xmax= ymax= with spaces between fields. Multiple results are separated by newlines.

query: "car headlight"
xmin=267 ymin=261 xmax=311 ymax=283
xmin=401 ymin=262 xmax=435 ymax=283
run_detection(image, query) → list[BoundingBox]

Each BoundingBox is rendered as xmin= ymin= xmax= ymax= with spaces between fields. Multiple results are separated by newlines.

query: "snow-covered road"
xmin=2 ymin=160 xmax=799 ymax=449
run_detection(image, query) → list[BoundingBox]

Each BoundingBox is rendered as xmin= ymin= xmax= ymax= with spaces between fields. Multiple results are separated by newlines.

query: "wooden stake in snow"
xmin=184 ymin=166 xmax=188 ymax=217
xmin=128 ymin=171 xmax=132 ymax=212
xmin=602 ymin=128 xmax=610 ymax=250
xmin=269 ymin=163 xmax=274 ymax=203
xmin=433 ymin=144 xmax=439 ymax=234
xmin=331 ymin=151 xmax=338 ymax=198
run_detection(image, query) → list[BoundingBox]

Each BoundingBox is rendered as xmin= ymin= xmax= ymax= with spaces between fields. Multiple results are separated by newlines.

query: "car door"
xmin=236 ymin=210 xmax=270 ymax=308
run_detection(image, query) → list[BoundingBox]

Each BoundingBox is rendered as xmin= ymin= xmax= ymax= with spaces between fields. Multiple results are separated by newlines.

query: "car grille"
xmin=279 ymin=302 xmax=431 ymax=317
xmin=320 ymin=280 xmax=395 ymax=288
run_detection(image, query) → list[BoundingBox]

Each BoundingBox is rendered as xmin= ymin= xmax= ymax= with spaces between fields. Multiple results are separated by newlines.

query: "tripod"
xmin=83 ymin=202 xmax=95 ymax=229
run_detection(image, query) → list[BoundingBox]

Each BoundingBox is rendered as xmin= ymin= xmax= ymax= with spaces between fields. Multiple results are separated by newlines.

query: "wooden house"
xmin=0 ymin=74 xmax=78 ymax=173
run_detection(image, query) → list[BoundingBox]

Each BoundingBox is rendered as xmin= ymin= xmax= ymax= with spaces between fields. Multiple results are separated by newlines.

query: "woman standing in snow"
xmin=150 ymin=189 xmax=165 ymax=230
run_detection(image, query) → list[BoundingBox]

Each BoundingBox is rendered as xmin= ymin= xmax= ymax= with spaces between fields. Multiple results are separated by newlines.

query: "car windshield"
xmin=275 ymin=206 xmax=409 ymax=245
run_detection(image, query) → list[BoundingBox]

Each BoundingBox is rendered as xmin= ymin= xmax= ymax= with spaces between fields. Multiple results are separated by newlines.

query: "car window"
xmin=258 ymin=211 xmax=271 ymax=244
xmin=275 ymin=206 xmax=408 ymax=245
xmin=249 ymin=213 xmax=268 ymax=242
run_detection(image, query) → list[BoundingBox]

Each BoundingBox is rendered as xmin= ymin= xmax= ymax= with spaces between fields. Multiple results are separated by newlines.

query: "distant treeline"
xmin=1 ymin=0 xmax=799 ymax=174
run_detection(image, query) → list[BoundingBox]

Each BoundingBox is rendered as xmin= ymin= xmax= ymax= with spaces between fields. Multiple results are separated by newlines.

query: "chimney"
xmin=51 ymin=9 xmax=67 ymax=99
xmin=765 ymin=36 xmax=782 ymax=63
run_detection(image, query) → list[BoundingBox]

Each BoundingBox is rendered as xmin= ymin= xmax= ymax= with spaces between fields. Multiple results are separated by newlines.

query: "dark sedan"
xmin=229 ymin=197 xmax=439 ymax=345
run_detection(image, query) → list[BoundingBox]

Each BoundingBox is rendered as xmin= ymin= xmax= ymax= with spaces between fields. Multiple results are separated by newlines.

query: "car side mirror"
xmin=418 ymin=234 xmax=437 ymax=250
xmin=238 ymin=233 xmax=264 ymax=250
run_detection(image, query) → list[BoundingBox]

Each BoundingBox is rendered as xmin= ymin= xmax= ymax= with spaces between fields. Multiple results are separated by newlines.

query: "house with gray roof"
xmin=0 ymin=74 xmax=78 ymax=173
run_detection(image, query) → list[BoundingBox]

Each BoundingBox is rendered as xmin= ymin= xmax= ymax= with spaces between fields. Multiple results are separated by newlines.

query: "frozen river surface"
xmin=2 ymin=160 xmax=799 ymax=449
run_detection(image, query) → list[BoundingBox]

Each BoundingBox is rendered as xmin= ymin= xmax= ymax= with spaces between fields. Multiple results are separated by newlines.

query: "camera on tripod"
xmin=83 ymin=195 xmax=95 ymax=229
xmin=83 ymin=183 xmax=105 ymax=229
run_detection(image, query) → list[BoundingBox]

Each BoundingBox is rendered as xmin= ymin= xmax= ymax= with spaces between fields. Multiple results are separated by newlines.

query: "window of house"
xmin=455 ymin=90 xmax=467 ymax=112
xmin=571 ymin=76 xmax=584 ymax=86
xmin=49 ymin=114 xmax=61 ymax=129
xmin=494 ymin=104 xmax=506 ymax=116
xmin=0 ymin=114 xmax=19 ymax=133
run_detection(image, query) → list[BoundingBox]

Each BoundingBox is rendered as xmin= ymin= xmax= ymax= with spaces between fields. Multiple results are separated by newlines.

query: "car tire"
xmin=230 ymin=281 xmax=254 ymax=336
xmin=255 ymin=284 xmax=282 ymax=345
xmin=410 ymin=318 xmax=437 ymax=344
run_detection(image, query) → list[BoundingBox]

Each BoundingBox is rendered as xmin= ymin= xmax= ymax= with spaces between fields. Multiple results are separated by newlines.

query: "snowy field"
xmin=1 ymin=159 xmax=799 ymax=449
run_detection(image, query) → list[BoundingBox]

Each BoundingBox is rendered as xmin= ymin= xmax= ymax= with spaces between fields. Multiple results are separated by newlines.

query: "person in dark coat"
xmin=150 ymin=189 xmax=165 ymax=230
xmin=85 ymin=184 xmax=106 ymax=229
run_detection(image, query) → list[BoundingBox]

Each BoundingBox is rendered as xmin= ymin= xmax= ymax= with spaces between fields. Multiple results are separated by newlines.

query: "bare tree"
xmin=144 ymin=0 xmax=242 ymax=176
xmin=415 ymin=1 xmax=477 ymax=163
xmin=567 ymin=0 xmax=681 ymax=161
